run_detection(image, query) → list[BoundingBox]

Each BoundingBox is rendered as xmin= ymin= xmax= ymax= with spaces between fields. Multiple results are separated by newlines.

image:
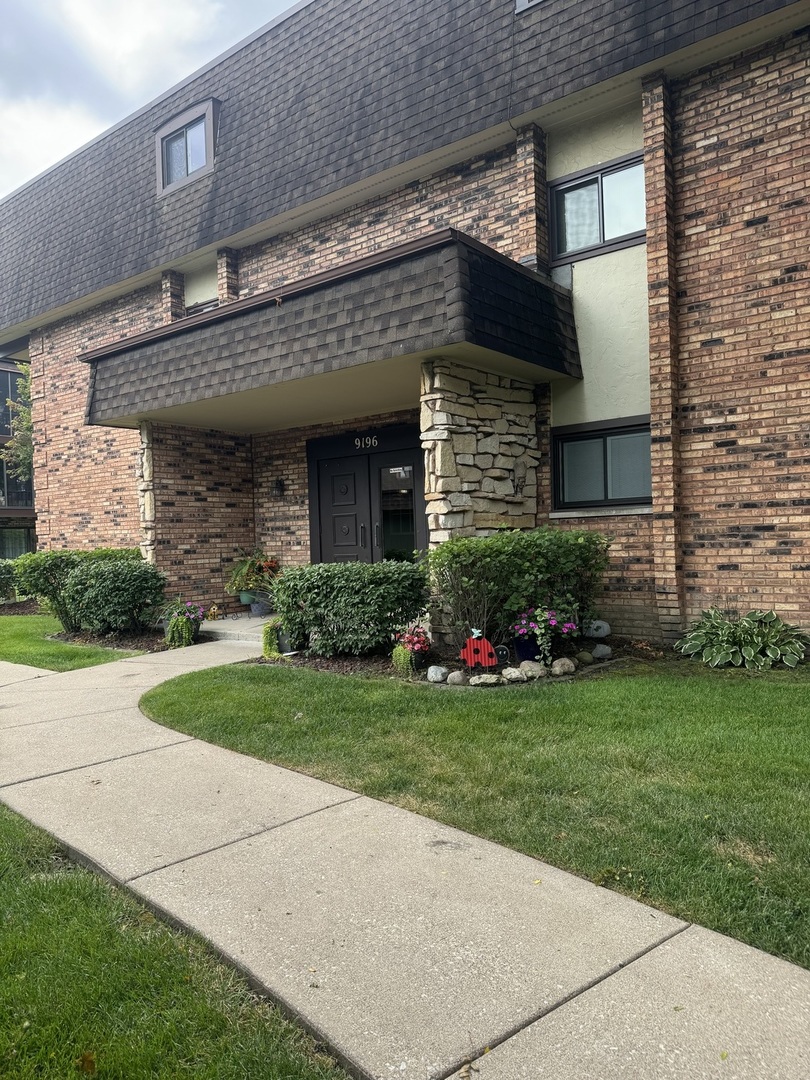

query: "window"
xmin=550 ymin=155 xmax=645 ymax=262
xmin=0 ymin=366 xmax=24 ymax=437
xmin=155 ymin=100 xmax=219 ymax=194
xmin=0 ymin=460 xmax=33 ymax=509
xmin=553 ymin=419 xmax=651 ymax=510
xmin=0 ymin=527 xmax=34 ymax=560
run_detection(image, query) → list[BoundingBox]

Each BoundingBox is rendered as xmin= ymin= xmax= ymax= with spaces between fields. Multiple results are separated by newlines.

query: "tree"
xmin=1 ymin=362 xmax=33 ymax=483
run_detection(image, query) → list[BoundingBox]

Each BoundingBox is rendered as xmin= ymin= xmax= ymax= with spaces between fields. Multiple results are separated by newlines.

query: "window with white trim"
xmin=155 ymin=100 xmax=219 ymax=194
xmin=553 ymin=420 xmax=651 ymax=510
xmin=550 ymin=155 xmax=645 ymax=263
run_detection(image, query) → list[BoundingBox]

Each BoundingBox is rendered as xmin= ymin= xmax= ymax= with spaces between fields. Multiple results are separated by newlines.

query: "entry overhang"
xmin=81 ymin=229 xmax=581 ymax=434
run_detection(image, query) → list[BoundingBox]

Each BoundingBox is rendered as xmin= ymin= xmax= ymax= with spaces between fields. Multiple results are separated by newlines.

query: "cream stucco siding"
xmin=552 ymin=243 xmax=650 ymax=427
xmin=546 ymin=103 xmax=643 ymax=180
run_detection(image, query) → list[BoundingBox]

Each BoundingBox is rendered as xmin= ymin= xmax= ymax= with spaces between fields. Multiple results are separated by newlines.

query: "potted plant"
xmin=392 ymin=624 xmax=431 ymax=676
xmin=225 ymin=550 xmax=279 ymax=606
xmin=162 ymin=599 xmax=206 ymax=648
xmin=511 ymin=607 xmax=578 ymax=666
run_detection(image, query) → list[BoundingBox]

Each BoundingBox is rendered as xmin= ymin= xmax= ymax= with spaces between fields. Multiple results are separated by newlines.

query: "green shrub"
xmin=675 ymin=608 xmax=809 ymax=670
xmin=272 ymin=561 xmax=429 ymax=656
xmin=427 ymin=527 xmax=611 ymax=646
xmin=262 ymin=617 xmax=283 ymax=659
xmin=0 ymin=559 xmax=14 ymax=598
xmin=13 ymin=548 xmax=143 ymax=632
xmin=62 ymin=559 xmax=166 ymax=634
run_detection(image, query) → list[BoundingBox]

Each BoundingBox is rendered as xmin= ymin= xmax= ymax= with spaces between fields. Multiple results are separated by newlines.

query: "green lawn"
xmin=141 ymin=660 xmax=810 ymax=969
xmin=0 ymin=615 xmax=141 ymax=671
xmin=0 ymin=806 xmax=347 ymax=1080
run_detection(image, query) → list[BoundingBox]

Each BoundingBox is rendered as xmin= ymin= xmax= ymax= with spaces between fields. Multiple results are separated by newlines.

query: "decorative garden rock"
xmin=447 ymin=670 xmax=469 ymax=686
xmin=592 ymin=643 xmax=613 ymax=660
xmin=585 ymin=619 xmax=611 ymax=639
xmin=502 ymin=667 xmax=528 ymax=683
xmin=519 ymin=661 xmax=547 ymax=679
xmin=427 ymin=665 xmax=449 ymax=683
xmin=551 ymin=657 xmax=576 ymax=676
xmin=469 ymin=673 xmax=502 ymax=687
xmin=576 ymin=650 xmax=594 ymax=665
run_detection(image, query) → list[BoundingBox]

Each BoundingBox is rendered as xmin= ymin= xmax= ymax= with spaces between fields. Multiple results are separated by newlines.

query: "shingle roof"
xmin=0 ymin=0 xmax=798 ymax=335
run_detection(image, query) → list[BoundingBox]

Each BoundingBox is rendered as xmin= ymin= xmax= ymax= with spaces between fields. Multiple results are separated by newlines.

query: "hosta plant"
xmin=675 ymin=607 xmax=808 ymax=670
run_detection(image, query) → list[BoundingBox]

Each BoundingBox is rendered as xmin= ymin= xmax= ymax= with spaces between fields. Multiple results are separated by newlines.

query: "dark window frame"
xmin=552 ymin=415 xmax=652 ymax=511
xmin=549 ymin=152 xmax=645 ymax=266
xmin=155 ymin=99 xmax=219 ymax=196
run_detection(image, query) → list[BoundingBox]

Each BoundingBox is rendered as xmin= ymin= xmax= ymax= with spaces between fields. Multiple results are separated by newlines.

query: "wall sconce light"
xmin=274 ymin=477 xmax=286 ymax=497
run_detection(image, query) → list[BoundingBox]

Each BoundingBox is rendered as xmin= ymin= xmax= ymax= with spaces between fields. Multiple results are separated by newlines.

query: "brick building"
xmin=0 ymin=0 xmax=808 ymax=640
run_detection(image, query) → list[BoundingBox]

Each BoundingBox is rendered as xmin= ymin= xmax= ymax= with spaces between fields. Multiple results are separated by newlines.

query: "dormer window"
xmin=155 ymin=100 xmax=219 ymax=194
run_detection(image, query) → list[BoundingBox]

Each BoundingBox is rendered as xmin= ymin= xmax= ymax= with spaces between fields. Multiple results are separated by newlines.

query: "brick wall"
xmin=149 ymin=424 xmax=254 ymax=604
xmin=238 ymin=140 xmax=536 ymax=295
xmin=30 ymin=284 xmax=165 ymax=550
xmin=669 ymin=28 xmax=810 ymax=624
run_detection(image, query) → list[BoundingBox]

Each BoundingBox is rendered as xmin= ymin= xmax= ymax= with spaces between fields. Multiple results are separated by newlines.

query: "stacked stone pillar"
xmin=420 ymin=360 xmax=539 ymax=545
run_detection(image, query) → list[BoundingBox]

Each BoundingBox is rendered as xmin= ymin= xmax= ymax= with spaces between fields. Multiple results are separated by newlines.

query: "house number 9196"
xmin=354 ymin=436 xmax=378 ymax=449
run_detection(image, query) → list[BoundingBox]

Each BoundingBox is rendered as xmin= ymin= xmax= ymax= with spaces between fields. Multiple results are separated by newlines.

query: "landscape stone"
xmin=446 ymin=670 xmax=469 ymax=686
xmin=585 ymin=620 xmax=611 ymax=639
xmin=427 ymin=665 xmax=449 ymax=683
xmin=592 ymin=643 xmax=613 ymax=660
xmin=576 ymin=651 xmax=594 ymax=665
xmin=502 ymin=667 xmax=528 ymax=683
xmin=469 ymin=674 xmax=502 ymax=687
xmin=551 ymin=657 xmax=576 ymax=676
xmin=518 ymin=661 xmax=547 ymax=679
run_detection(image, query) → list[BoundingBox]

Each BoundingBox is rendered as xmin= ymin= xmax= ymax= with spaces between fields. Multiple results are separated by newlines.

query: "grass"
xmin=0 ymin=615 xmax=141 ymax=671
xmin=141 ymin=659 xmax=810 ymax=969
xmin=0 ymin=805 xmax=347 ymax=1080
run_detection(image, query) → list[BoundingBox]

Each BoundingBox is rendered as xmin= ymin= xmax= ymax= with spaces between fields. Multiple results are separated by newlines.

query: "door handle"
xmin=360 ymin=523 xmax=366 ymax=548
xmin=374 ymin=522 xmax=380 ymax=548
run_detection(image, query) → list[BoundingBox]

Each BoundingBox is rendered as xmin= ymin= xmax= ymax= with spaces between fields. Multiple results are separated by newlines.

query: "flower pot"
xmin=277 ymin=627 xmax=291 ymax=654
xmin=239 ymin=591 xmax=256 ymax=605
xmin=249 ymin=593 xmax=273 ymax=617
xmin=513 ymin=637 xmax=540 ymax=663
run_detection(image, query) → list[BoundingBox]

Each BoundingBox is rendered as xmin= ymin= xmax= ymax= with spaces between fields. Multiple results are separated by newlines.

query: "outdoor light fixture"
xmin=274 ymin=477 xmax=286 ymax=497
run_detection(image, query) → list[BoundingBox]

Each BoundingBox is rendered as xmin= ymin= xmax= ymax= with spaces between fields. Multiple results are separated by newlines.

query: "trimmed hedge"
xmin=62 ymin=559 xmax=166 ymax=633
xmin=272 ymin=561 xmax=429 ymax=656
xmin=427 ymin=527 xmax=611 ymax=647
xmin=0 ymin=560 xmax=14 ymax=598
xmin=12 ymin=548 xmax=148 ymax=632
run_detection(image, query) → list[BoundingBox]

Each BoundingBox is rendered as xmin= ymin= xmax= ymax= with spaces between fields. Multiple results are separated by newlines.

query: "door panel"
xmin=369 ymin=449 xmax=427 ymax=561
xmin=317 ymin=458 xmax=371 ymax=563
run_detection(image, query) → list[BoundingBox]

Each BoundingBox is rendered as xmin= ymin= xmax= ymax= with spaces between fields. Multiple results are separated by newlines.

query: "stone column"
xmin=137 ymin=422 xmax=156 ymax=563
xmin=421 ymin=360 xmax=539 ymax=546
xmin=643 ymin=73 xmax=684 ymax=641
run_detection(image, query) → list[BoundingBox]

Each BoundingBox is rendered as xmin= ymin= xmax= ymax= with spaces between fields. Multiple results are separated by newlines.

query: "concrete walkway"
xmin=0 ymin=644 xmax=808 ymax=1079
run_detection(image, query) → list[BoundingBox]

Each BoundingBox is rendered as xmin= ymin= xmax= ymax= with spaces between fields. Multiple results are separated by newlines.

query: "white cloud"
xmin=57 ymin=0 xmax=226 ymax=99
xmin=0 ymin=96 xmax=106 ymax=199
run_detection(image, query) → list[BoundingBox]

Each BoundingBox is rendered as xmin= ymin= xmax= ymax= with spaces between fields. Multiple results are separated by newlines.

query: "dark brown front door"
xmin=317 ymin=456 xmax=372 ymax=562
xmin=309 ymin=425 xmax=427 ymax=564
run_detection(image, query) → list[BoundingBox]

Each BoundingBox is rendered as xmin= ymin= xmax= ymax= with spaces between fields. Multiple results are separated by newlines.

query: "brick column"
xmin=515 ymin=124 xmax=549 ymax=273
xmin=161 ymin=270 xmax=185 ymax=323
xmin=643 ymin=73 xmax=684 ymax=641
xmin=217 ymin=247 xmax=240 ymax=303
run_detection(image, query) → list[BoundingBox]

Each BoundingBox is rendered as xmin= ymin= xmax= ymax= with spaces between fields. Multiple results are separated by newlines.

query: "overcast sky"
xmin=0 ymin=0 xmax=299 ymax=199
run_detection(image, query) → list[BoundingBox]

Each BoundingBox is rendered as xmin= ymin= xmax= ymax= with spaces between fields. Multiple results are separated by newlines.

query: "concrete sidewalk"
xmin=0 ymin=643 xmax=807 ymax=1079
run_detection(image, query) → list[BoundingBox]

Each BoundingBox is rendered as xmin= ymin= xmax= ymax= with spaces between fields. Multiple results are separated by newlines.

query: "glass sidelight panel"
xmin=379 ymin=464 xmax=416 ymax=561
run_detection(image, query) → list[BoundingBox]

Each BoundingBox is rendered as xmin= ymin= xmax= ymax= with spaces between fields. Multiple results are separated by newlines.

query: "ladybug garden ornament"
xmin=459 ymin=628 xmax=499 ymax=672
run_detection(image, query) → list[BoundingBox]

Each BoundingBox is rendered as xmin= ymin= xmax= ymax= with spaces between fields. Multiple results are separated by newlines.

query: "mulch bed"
xmin=0 ymin=599 xmax=42 ymax=616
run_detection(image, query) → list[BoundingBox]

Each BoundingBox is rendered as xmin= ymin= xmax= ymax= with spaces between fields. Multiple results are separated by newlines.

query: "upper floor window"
xmin=0 ymin=460 xmax=33 ymax=509
xmin=550 ymin=154 xmax=645 ymax=264
xmin=155 ymin=100 xmax=219 ymax=195
xmin=0 ymin=366 xmax=25 ymax=438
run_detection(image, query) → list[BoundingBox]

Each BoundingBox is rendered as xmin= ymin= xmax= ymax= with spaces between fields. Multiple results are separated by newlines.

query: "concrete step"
xmin=200 ymin=614 xmax=270 ymax=642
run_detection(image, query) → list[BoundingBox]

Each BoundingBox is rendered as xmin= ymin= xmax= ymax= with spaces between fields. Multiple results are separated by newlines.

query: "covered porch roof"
xmin=81 ymin=230 xmax=580 ymax=434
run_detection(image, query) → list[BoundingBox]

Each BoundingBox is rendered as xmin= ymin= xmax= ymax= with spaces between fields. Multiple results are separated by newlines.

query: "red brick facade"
xmin=24 ymin=26 xmax=810 ymax=639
